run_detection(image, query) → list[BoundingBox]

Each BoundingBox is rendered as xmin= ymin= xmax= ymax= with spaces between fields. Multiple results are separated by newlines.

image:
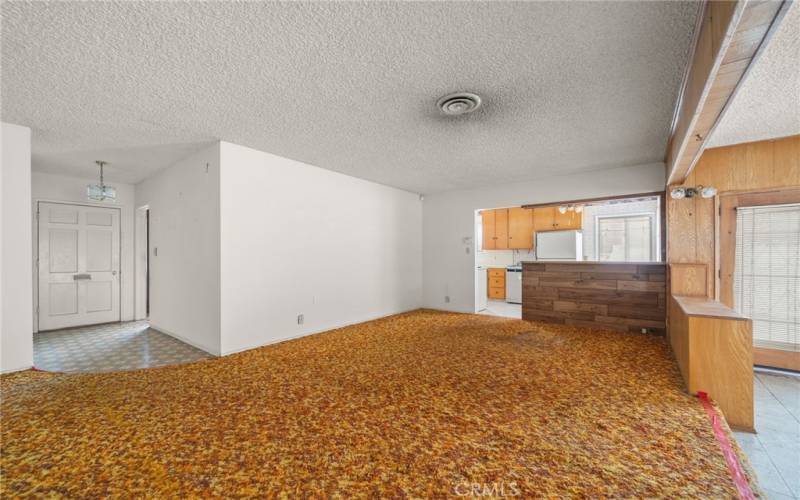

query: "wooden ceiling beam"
xmin=665 ymin=0 xmax=791 ymax=186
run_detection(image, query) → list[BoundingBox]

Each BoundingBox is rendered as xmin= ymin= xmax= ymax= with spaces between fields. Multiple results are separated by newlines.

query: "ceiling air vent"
xmin=437 ymin=92 xmax=482 ymax=116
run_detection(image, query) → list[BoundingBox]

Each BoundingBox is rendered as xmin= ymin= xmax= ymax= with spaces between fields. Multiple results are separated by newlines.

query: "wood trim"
xmin=754 ymin=347 xmax=800 ymax=372
xmin=666 ymin=0 xmax=791 ymax=185
xmin=521 ymin=191 xmax=664 ymax=210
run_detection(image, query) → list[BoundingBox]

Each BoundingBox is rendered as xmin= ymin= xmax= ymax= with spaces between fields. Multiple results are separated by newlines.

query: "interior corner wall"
xmin=218 ymin=141 xmax=423 ymax=356
xmin=422 ymin=163 xmax=667 ymax=314
xmin=1 ymin=122 xmax=34 ymax=373
xmin=31 ymin=172 xmax=136 ymax=331
xmin=134 ymin=143 xmax=221 ymax=355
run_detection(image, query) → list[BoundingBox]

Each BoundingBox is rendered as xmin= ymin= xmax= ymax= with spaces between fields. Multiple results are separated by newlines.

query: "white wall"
xmin=135 ymin=143 xmax=221 ymax=355
xmin=423 ymin=164 xmax=666 ymax=313
xmin=218 ymin=141 xmax=423 ymax=355
xmin=31 ymin=172 xmax=136 ymax=331
xmin=1 ymin=123 xmax=34 ymax=372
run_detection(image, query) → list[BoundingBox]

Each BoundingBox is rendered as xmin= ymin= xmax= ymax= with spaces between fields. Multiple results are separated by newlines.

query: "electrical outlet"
xmin=297 ymin=314 xmax=304 ymax=325
xmin=445 ymin=296 xmax=450 ymax=303
xmin=641 ymin=328 xmax=647 ymax=334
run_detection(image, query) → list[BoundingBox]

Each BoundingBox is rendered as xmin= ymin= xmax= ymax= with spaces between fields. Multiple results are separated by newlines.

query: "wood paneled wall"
xmin=666 ymin=135 xmax=800 ymax=299
xmin=522 ymin=262 xmax=666 ymax=334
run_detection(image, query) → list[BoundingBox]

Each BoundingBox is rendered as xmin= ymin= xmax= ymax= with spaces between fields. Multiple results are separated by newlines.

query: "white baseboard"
xmin=148 ymin=323 xmax=220 ymax=356
xmin=219 ymin=307 xmax=422 ymax=357
xmin=2 ymin=364 xmax=33 ymax=374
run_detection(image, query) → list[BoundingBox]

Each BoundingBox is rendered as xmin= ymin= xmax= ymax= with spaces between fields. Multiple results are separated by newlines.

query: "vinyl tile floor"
xmin=478 ymin=299 xmax=522 ymax=319
xmin=734 ymin=370 xmax=800 ymax=499
xmin=34 ymin=321 xmax=212 ymax=373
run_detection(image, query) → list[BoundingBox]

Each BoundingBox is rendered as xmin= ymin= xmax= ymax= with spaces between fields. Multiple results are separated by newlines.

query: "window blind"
xmin=734 ymin=204 xmax=800 ymax=351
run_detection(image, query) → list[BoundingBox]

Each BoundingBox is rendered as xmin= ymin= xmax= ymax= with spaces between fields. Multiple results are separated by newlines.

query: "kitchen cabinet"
xmin=507 ymin=207 xmax=534 ymax=249
xmin=488 ymin=268 xmax=506 ymax=299
xmin=533 ymin=207 xmax=556 ymax=231
xmin=483 ymin=205 xmax=581 ymax=251
xmin=481 ymin=210 xmax=496 ymax=250
xmin=481 ymin=208 xmax=509 ymax=250
xmin=533 ymin=206 xmax=581 ymax=231
xmin=494 ymin=209 xmax=509 ymax=249
xmin=554 ymin=209 xmax=581 ymax=229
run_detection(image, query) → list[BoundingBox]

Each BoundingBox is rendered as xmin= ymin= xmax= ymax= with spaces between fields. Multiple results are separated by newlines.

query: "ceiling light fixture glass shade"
xmin=699 ymin=186 xmax=718 ymax=198
xmin=670 ymin=185 xmax=717 ymax=200
xmin=670 ymin=187 xmax=687 ymax=199
xmin=87 ymin=161 xmax=116 ymax=202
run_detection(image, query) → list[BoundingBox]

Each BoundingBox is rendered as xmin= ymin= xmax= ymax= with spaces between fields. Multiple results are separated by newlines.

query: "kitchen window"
xmin=596 ymin=214 xmax=655 ymax=262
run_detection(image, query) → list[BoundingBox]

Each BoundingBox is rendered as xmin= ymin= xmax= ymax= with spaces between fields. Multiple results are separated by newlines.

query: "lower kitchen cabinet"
xmin=488 ymin=268 xmax=506 ymax=300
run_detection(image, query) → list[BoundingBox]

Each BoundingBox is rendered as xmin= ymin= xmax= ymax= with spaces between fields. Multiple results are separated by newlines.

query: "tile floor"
xmin=479 ymin=299 xmax=522 ymax=319
xmin=34 ymin=321 xmax=211 ymax=373
xmin=734 ymin=370 xmax=800 ymax=499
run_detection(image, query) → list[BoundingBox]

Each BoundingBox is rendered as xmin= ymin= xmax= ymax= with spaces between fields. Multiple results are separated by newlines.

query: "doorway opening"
xmin=734 ymin=203 xmax=799 ymax=371
xmin=720 ymin=189 xmax=800 ymax=373
xmin=135 ymin=205 xmax=150 ymax=321
xmin=146 ymin=208 xmax=150 ymax=317
xmin=474 ymin=193 xmax=663 ymax=319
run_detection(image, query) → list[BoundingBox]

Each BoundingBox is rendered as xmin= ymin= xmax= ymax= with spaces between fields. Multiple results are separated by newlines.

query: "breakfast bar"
xmin=522 ymin=261 xmax=667 ymax=334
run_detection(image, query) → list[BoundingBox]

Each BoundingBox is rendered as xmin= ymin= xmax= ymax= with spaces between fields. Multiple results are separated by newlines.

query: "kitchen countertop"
xmin=521 ymin=260 xmax=665 ymax=265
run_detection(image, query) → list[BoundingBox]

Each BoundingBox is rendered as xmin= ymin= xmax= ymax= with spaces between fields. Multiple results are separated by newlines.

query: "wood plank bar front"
xmin=521 ymin=261 xmax=666 ymax=334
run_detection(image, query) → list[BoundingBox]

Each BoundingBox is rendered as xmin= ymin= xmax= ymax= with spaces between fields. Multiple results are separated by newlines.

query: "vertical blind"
xmin=734 ymin=204 xmax=800 ymax=351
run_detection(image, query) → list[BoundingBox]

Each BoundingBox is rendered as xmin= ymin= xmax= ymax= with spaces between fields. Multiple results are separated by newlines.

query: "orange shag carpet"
xmin=2 ymin=310 xmax=752 ymax=497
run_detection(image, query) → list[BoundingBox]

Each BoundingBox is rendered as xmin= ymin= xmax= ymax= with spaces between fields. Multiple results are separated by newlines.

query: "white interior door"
xmin=38 ymin=202 xmax=121 ymax=330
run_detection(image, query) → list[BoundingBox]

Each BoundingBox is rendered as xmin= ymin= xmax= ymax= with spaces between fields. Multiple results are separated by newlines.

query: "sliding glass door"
xmin=734 ymin=204 xmax=800 ymax=366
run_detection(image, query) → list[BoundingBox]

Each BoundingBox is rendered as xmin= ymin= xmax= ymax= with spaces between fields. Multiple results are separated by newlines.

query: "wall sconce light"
xmin=558 ymin=206 xmax=568 ymax=214
xmin=670 ymin=185 xmax=717 ymax=200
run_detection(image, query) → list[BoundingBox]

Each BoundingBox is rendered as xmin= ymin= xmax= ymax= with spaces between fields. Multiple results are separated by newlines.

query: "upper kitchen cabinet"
xmin=554 ymin=208 xmax=581 ymax=229
xmin=507 ymin=207 xmax=534 ymax=249
xmin=481 ymin=208 xmax=509 ymax=250
xmin=481 ymin=209 xmax=496 ymax=249
xmin=494 ymin=209 xmax=509 ymax=249
xmin=533 ymin=207 xmax=556 ymax=231
xmin=482 ymin=205 xmax=581 ymax=251
xmin=533 ymin=206 xmax=581 ymax=231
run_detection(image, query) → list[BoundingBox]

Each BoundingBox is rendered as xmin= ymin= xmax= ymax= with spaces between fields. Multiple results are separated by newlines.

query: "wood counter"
xmin=521 ymin=261 xmax=666 ymax=334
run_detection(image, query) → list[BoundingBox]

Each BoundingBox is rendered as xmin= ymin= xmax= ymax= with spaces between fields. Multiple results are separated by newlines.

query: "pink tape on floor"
xmin=698 ymin=391 xmax=755 ymax=500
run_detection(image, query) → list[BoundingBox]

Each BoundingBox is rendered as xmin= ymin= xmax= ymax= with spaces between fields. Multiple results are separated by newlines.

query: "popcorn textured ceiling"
xmin=708 ymin=2 xmax=800 ymax=149
xmin=2 ymin=1 xmax=699 ymax=192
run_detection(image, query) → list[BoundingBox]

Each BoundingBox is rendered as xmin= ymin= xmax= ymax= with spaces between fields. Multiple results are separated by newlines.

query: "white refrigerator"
xmin=536 ymin=230 xmax=583 ymax=260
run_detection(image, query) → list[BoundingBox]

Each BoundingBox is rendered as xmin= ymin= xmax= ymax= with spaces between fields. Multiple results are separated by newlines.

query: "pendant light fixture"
xmin=87 ymin=160 xmax=116 ymax=202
